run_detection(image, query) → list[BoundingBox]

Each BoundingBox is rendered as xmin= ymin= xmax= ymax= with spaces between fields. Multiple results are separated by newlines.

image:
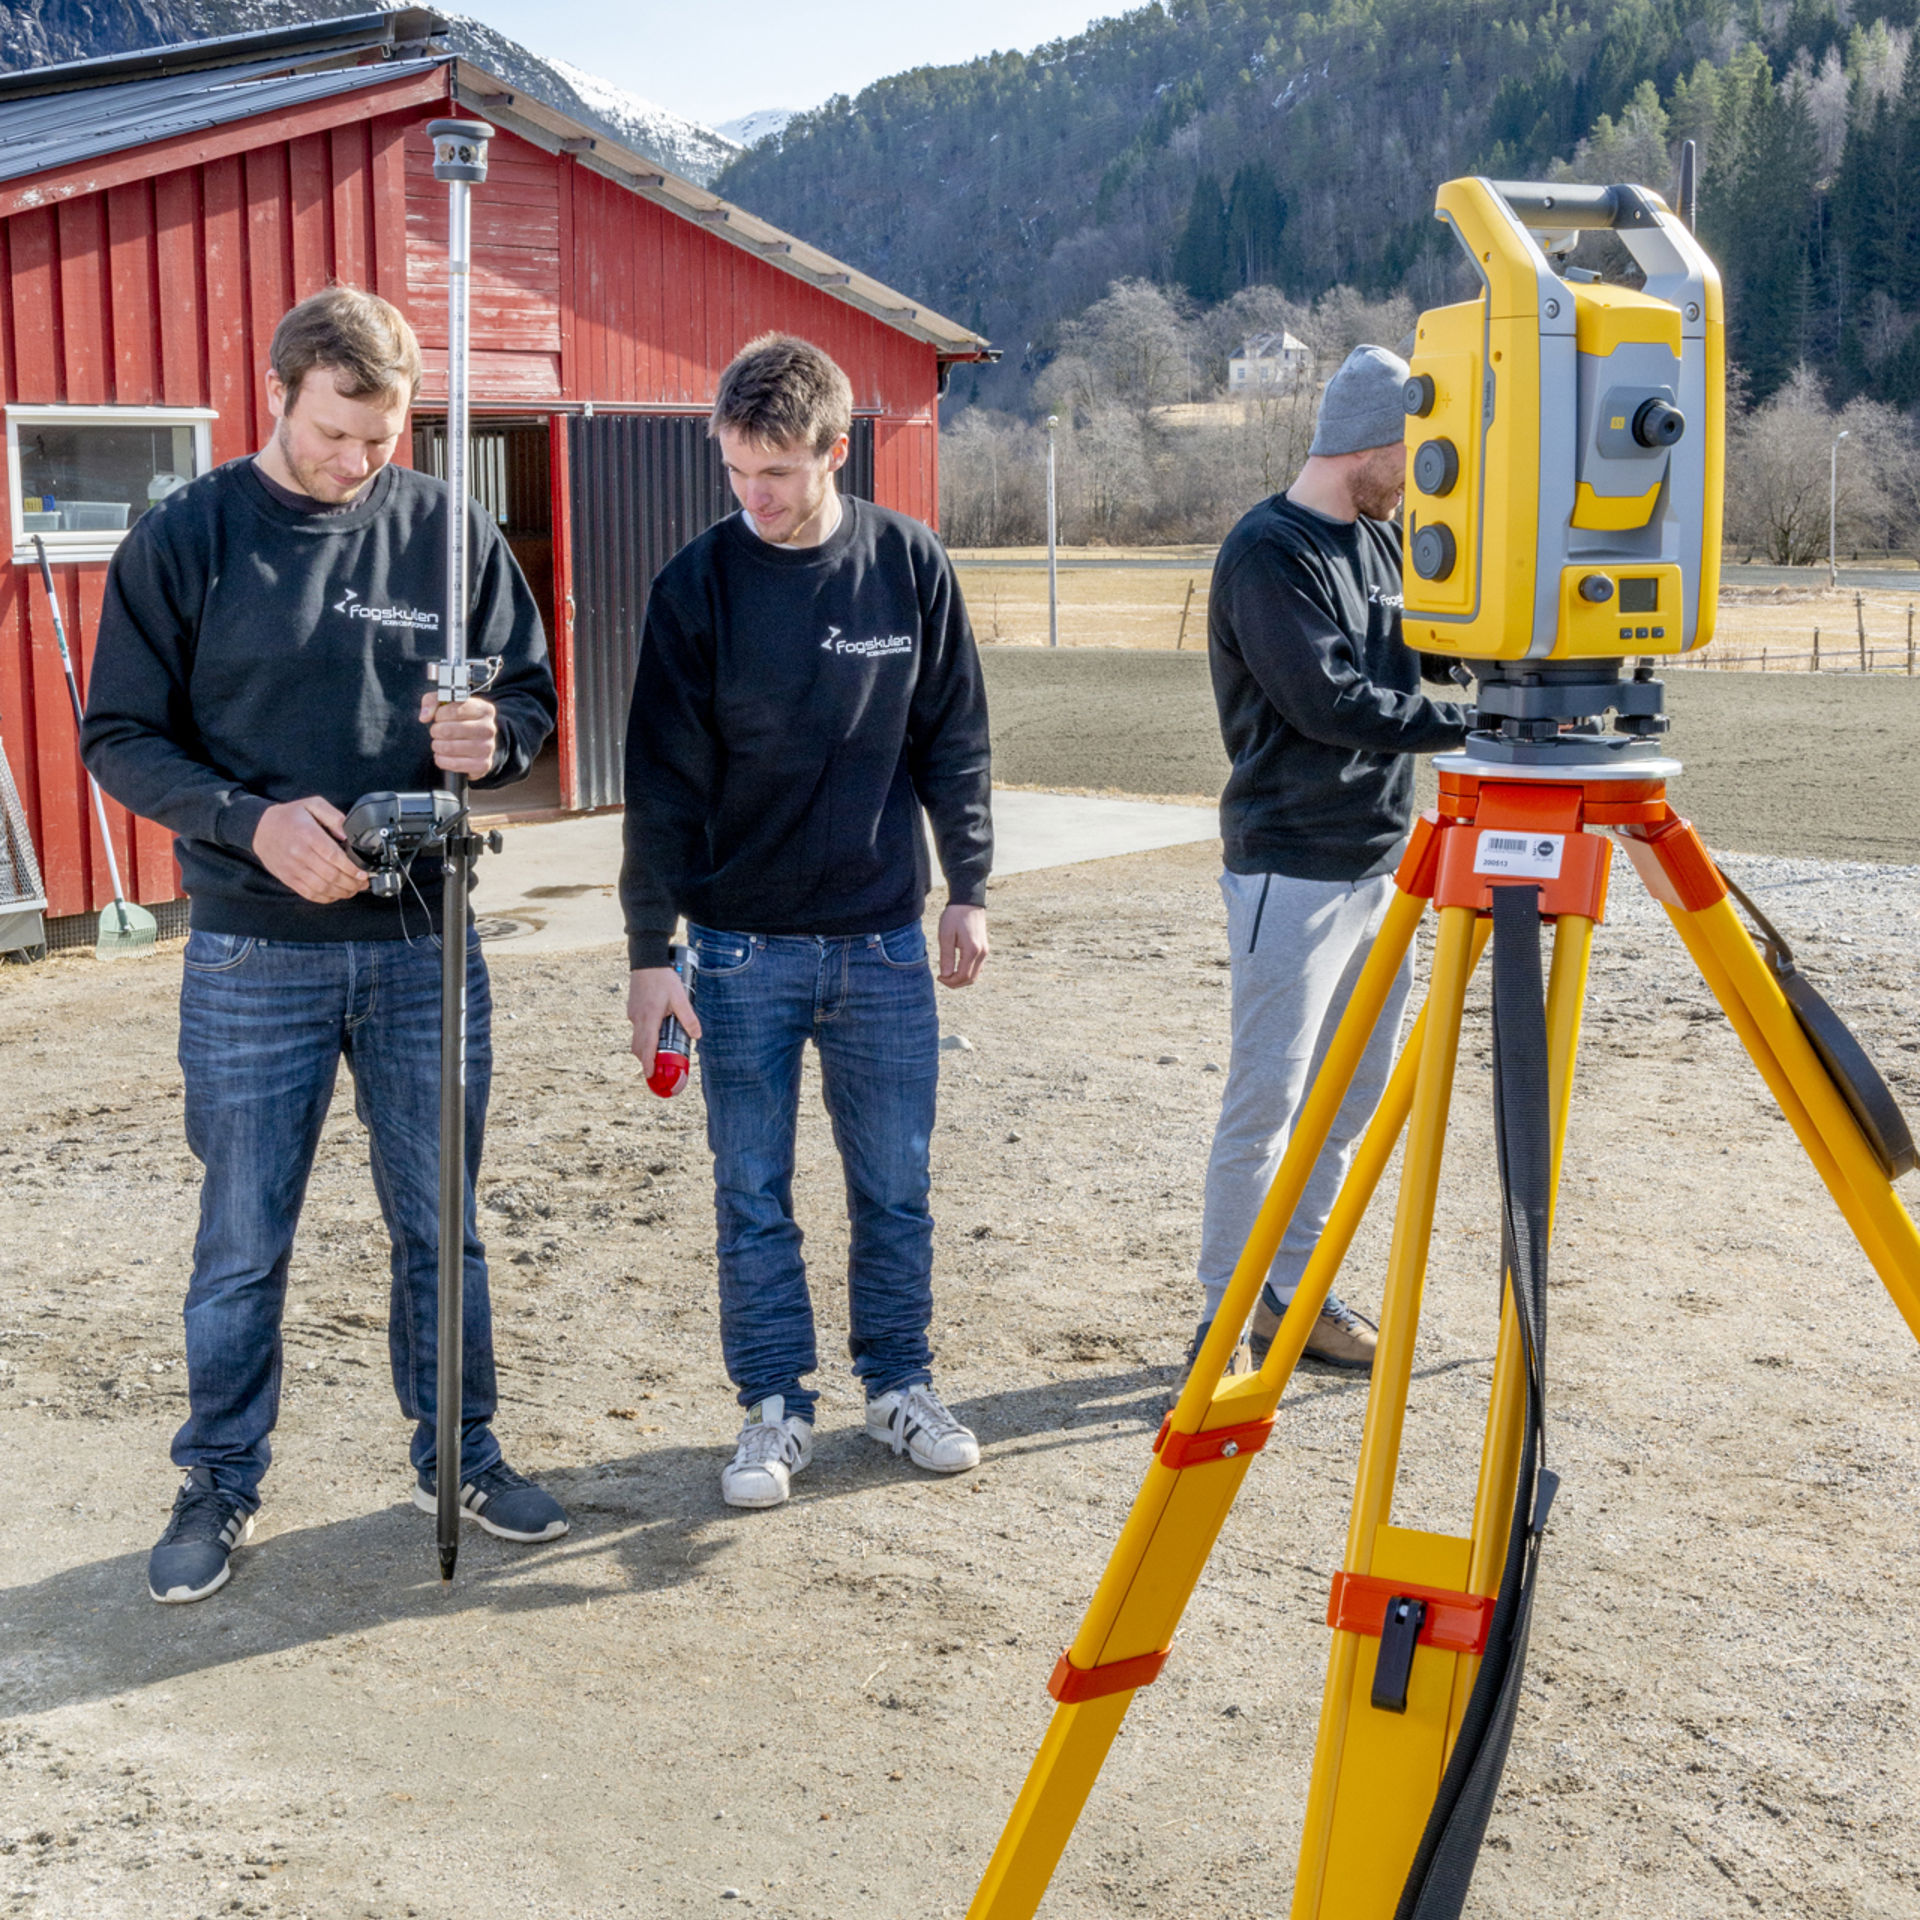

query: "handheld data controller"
xmin=1401 ymin=175 xmax=1724 ymax=763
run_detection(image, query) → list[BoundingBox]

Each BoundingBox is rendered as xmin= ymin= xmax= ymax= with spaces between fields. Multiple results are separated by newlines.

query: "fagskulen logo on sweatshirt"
xmin=820 ymin=625 xmax=913 ymax=658
xmin=332 ymin=586 xmax=441 ymax=632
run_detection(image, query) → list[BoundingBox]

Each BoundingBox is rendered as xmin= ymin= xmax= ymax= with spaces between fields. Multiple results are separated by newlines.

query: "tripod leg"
xmin=1254 ymin=918 xmax=1495 ymax=1393
xmin=1626 ymin=816 xmax=1920 ymax=1336
xmin=1447 ymin=910 xmax=1593 ymax=1739
xmin=1173 ymin=880 xmax=1433 ymax=1426
xmin=1665 ymin=896 xmax=1920 ymax=1337
xmin=968 ymin=870 xmax=1438 ymax=1920
xmin=1292 ymin=905 xmax=1479 ymax=1916
xmin=1293 ymin=905 xmax=1594 ymax=1914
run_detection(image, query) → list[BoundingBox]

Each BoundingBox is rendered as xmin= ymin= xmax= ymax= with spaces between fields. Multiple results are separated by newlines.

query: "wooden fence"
xmin=1681 ymin=593 xmax=1920 ymax=674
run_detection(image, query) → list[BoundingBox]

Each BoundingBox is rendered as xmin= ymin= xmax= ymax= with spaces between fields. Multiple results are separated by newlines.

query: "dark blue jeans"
xmin=174 ymin=928 xmax=500 ymax=1507
xmin=690 ymin=922 xmax=941 ymax=1422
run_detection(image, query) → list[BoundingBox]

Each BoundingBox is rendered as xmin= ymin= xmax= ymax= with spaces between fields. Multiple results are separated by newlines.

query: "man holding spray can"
xmin=623 ymin=334 xmax=992 ymax=1510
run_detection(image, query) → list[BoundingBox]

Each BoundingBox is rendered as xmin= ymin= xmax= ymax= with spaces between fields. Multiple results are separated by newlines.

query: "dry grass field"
xmin=953 ymin=551 xmax=1920 ymax=675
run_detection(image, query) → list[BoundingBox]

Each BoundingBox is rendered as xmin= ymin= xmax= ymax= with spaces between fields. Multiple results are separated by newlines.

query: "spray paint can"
xmin=648 ymin=942 xmax=697 ymax=1098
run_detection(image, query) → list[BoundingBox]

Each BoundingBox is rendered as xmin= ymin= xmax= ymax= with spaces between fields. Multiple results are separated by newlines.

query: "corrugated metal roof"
xmin=0 ymin=10 xmax=445 ymax=103
xmin=0 ymin=56 xmax=444 ymax=186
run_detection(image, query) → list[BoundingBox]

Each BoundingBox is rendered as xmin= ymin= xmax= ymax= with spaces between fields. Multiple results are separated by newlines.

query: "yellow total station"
xmin=1401 ymin=176 xmax=1724 ymax=664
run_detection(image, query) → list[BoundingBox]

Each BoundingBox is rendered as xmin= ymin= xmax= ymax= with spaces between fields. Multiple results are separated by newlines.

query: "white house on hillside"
xmin=1229 ymin=330 xmax=1312 ymax=390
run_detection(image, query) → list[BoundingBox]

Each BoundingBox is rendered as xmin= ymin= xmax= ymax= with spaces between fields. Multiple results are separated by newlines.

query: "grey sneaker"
xmin=412 ymin=1460 xmax=570 ymax=1542
xmin=1167 ymin=1315 xmax=1250 ymax=1412
xmin=865 ymin=1383 xmax=979 ymax=1473
xmin=148 ymin=1467 xmax=255 ymax=1604
xmin=722 ymin=1397 xmax=815 ymax=1509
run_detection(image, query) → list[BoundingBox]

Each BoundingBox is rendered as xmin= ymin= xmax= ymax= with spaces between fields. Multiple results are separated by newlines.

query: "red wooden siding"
xmin=522 ymin=150 xmax=939 ymax=516
xmin=0 ymin=102 xmax=442 ymax=919
xmin=405 ymin=126 xmax=563 ymax=400
xmin=395 ymin=121 xmax=943 ymax=477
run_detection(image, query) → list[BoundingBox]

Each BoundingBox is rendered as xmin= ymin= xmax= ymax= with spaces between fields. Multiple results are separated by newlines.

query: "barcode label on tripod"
xmin=1473 ymin=830 xmax=1566 ymax=878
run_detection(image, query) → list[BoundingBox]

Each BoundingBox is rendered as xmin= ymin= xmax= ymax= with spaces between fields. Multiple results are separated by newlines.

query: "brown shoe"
xmin=1302 ymin=1294 xmax=1377 ymax=1372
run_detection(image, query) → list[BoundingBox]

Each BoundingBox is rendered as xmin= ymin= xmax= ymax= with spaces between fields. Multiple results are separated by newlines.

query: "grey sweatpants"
xmin=1197 ymin=868 xmax=1413 ymax=1321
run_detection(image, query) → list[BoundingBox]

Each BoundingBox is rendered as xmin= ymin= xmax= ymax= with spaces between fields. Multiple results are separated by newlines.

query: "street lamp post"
xmin=1046 ymin=415 xmax=1059 ymax=649
xmin=1829 ymin=428 xmax=1849 ymax=588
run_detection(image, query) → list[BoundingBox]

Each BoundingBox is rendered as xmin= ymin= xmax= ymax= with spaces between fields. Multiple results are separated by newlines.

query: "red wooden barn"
xmin=0 ymin=8 xmax=991 ymax=946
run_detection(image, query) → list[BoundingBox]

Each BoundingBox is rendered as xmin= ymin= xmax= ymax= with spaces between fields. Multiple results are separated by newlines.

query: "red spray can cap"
xmin=647 ymin=941 xmax=696 ymax=1098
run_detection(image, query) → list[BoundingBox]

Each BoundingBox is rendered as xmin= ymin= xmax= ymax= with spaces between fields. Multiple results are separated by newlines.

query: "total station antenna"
xmin=965 ymin=174 xmax=1920 ymax=1920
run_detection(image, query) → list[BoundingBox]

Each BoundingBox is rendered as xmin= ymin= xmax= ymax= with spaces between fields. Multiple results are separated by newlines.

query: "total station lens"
xmin=1632 ymin=399 xmax=1685 ymax=449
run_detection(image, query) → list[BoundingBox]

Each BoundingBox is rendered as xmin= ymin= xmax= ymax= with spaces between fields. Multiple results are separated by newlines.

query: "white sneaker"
xmin=865 ymin=1383 xmax=980 ymax=1474
xmin=721 ymin=1396 xmax=814 ymax=1509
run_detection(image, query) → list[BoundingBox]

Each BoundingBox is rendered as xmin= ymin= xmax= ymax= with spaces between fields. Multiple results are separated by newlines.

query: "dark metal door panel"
xmin=567 ymin=414 xmax=728 ymax=810
xmin=566 ymin=413 xmax=879 ymax=813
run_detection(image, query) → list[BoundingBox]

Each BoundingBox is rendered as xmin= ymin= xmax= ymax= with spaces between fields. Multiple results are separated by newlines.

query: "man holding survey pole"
xmin=82 ymin=286 xmax=568 ymax=1603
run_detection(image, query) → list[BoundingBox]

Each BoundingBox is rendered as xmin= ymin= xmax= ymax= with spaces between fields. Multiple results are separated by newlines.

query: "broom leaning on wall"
xmin=32 ymin=536 xmax=156 ymax=958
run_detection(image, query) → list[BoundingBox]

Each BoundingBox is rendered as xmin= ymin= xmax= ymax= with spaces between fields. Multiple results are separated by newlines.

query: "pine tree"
xmin=1225 ymin=159 xmax=1287 ymax=288
xmin=1710 ymin=63 xmax=1822 ymax=403
xmin=1174 ymin=173 xmax=1229 ymax=303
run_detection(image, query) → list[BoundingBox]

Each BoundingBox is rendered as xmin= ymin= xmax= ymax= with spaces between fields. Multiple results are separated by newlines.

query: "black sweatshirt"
xmin=621 ymin=497 xmax=992 ymax=969
xmin=81 ymin=459 xmax=555 ymax=940
xmin=1209 ymin=493 xmax=1469 ymax=883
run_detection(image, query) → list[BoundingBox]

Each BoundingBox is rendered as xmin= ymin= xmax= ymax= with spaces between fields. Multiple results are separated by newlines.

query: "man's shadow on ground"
xmin=0 ymin=1355 xmax=1481 ymax=1722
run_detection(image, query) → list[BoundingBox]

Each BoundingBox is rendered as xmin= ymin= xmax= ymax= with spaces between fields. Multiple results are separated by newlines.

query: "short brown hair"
xmin=271 ymin=286 xmax=422 ymax=409
xmin=710 ymin=333 xmax=853 ymax=454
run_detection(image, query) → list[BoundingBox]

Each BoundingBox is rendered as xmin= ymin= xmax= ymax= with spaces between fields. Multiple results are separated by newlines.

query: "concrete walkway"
xmin=473 ymin=788 xmax=1218 ymax=953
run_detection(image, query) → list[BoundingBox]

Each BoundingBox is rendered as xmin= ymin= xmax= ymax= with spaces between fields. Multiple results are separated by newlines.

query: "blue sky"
xmin=455 ymin=0 xmax=1114 ymax=129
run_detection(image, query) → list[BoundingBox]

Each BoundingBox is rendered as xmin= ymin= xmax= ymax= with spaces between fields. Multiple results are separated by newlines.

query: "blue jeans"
xmin=174 ymin=929 xmax=500 ymax=1507
xmin=690 ymin=921 xmax=941 ymax=1422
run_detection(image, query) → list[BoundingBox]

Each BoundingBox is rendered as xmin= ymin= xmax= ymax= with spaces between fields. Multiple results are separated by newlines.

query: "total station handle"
xmin=1483 ymin=180 xmax=1667 ymax=230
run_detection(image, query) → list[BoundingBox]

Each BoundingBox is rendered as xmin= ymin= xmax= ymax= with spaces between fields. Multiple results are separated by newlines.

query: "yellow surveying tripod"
xmin=966 ymin=170 xmax=1920 ymax=1919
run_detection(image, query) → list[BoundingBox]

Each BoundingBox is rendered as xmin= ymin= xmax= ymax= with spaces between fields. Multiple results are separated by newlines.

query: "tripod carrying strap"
xmin=1394 ymin=885 xmax=1562 ymax=1920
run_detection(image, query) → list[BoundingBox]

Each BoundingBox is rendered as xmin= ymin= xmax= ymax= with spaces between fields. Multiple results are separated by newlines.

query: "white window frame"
xmin=9 ymin=404 xmax=218 ymax=565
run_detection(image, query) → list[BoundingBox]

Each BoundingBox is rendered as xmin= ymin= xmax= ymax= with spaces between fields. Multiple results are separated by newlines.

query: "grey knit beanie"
xmin=1310 ymin=344 xmax=1411 ymax=457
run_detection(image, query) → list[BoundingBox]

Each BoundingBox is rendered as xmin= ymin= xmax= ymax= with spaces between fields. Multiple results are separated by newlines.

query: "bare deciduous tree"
xmin=1725 ymin=365 xmax=1896 ymax=564
xmin=1040 ymin=279 xmax=1195 ymax=425
xmin=937 ymin=411 xmax=1049 ymax=547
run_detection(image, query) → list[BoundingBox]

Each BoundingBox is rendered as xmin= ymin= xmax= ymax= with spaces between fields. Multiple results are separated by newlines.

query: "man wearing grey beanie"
xmin=1175 ymin=344 xmax=1470 ymax=1394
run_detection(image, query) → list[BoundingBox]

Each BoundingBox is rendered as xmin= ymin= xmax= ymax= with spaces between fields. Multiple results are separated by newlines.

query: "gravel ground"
xmin=2 ymin=670 xmax=1918 ymax=1919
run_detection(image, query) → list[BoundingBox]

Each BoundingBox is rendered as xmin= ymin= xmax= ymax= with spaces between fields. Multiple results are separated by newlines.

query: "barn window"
xmin=8 ymin=405 xmax=217 ymax=564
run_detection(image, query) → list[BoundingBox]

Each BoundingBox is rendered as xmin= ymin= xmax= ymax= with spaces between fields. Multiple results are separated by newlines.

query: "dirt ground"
xmin=981 ymin=651 xmax=1920 ymax=865
xmin=4 ymin=684 xmax=1920 ymax=1918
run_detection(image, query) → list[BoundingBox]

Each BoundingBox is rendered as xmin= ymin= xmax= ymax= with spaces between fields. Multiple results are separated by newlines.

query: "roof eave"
xmin=448 ymin=60 xmax=992 ymax=362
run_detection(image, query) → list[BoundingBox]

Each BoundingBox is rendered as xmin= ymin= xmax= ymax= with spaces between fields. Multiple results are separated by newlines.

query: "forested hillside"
xmin=718 ymin=0 xmax=1920 ymax=414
